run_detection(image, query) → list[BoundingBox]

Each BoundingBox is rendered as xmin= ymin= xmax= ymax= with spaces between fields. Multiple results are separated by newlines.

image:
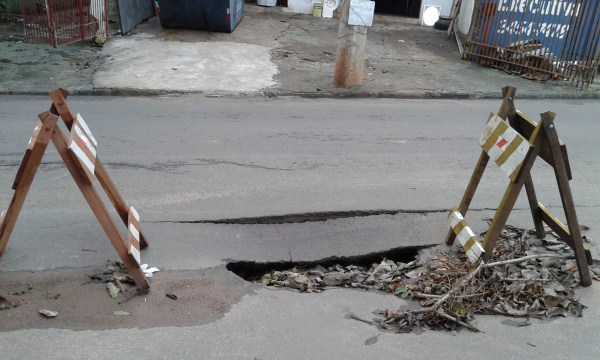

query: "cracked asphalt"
xmin=1 ymin=89 xmax=600 ymax=358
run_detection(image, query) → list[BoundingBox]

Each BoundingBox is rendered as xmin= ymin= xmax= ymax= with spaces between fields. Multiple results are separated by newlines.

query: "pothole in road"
xmin=226 ymin=245 xmax=432 ymax=283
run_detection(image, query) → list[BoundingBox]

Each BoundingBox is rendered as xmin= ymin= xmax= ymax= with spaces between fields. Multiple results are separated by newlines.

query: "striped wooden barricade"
xmin=128 ymin=206 xmax=142 ymax=265
xmin=445 ymin=87 xmax=592 ymax=286
xmin=0 ymin=89 xmax=151 ymax=293
xmin=448 ymin=208 xmax=485 ymax=264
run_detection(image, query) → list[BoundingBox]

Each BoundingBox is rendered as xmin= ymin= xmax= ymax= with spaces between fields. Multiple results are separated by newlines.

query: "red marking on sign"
xmin=496 ymin=138 xmax=508 ymax=149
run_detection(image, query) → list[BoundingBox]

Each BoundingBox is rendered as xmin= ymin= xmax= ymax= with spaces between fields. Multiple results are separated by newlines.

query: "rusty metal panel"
xmin=465 ymin=0 xmax=600 ymax=88
xmin=116 ymin=0 xmax=154 ymax=35
xmin=20 ymin=0 xmax=108 ymax=47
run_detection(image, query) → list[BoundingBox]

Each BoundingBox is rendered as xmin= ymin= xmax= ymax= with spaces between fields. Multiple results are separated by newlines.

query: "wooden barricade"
xmin=0 ymin=89 xmax=151 ymax=293
xmin=445 ymin=86 xmax=593 ymax=286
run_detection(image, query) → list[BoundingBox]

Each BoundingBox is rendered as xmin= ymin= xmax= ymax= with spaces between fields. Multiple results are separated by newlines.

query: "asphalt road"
xmin=0 ymin=96 xmax=599 ymax=359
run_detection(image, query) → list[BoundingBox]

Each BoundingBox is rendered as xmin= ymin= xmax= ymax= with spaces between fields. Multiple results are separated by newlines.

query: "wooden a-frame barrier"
xmin=0 ymin=89 xmax=151 ymax=293
xmin=445 ymin=86 xmax=593 ymax=286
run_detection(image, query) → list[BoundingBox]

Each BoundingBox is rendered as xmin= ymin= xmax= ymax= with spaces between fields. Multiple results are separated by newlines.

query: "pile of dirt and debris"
xmin=256 ymin=224 xmax=599 ymax=332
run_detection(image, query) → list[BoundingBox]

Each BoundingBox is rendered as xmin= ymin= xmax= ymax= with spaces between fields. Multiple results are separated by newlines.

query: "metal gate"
xmin=20 ymin=0 xmax=108 ymax=47
xmin=465 ymin=0 xmax=600 ymax=88
xmin=116 ymin=0 xmax=154 ymax=35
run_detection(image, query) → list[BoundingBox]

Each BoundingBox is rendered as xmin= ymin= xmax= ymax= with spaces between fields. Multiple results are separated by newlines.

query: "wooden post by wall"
xmin=333 ymin=0 xmax=368 ymax=88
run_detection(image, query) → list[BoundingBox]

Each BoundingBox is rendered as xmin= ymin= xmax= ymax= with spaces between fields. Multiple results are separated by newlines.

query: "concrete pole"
xmin=333 ymin=0 xmax=368 ymax=88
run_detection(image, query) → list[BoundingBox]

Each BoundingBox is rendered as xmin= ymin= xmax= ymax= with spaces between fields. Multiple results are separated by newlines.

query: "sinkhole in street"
xmin=226 ymin=245 xmax=431 ymax=282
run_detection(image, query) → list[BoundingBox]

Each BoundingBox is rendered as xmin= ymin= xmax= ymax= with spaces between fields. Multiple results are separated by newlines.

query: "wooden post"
xmin=0 ymin=113 xmax=58 ymax=256
xmin=333 ymin=0 xmax=368 ymax=88
xmin=540 ymin=113 xmax=592 ymax=286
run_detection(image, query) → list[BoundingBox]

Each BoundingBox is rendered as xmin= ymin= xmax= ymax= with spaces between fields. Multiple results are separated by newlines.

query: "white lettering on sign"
xmin=348 ymin=0 xmax=375 ymax=27
xmin=494 ymin=0 xmax=581 ymax=39
xmin=497 ymin=19 xmax=570 ymax=39
xmin=497 ymin=0 xmax=581 ymax=15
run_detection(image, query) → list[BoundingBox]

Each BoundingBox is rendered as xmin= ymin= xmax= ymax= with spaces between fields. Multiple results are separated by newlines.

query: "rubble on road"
xmin=255 ymin=223 xmax=599 ymax=332
xmin=88 ymin=260 xmax=137 ymax=299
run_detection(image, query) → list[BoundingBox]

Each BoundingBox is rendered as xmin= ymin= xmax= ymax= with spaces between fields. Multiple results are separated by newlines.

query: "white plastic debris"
xmin=141 ymin=264 xmax=159 ymax=278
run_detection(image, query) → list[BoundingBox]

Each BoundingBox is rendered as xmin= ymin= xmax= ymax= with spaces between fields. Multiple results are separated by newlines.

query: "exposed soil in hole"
xmin=226 ymin=245 xmax=430 ymax=281
xmin=0 ymin=266 xmax=250 ymax=332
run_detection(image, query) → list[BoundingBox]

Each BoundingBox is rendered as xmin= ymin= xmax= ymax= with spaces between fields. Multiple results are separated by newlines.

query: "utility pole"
xmin=333 ymin=0 xmax=368 ymax=88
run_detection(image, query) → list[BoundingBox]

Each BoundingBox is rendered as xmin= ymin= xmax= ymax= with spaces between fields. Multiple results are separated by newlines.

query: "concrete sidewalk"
xmin=0 ymin=4 xmax=599 ymax=98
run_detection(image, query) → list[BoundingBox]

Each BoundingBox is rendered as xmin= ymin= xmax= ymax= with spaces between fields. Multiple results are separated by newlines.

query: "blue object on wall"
xmin=154 ymin=0 xmax=244 ymax=33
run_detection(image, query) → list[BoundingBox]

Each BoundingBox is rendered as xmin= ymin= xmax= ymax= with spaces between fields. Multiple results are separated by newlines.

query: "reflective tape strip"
xmin=73 ymin=124 xmax=97 ymax=158
xmin=76 ymin=114 xmax=98 ymax=147
xmin=128 ymin=207 xmax=141 ymax=255
xmin=130 ymin=244 xmax=141 ymax=265
xmin=448 ymin=209 xmax=485 ymax=263
xmin=69 ymin=140 xmax=95 ymax=177
xmin=480 ymin=114 xmax=531 ymax=182
xmin=28 ymin=123 xmax=42 ymax=149
xmin=130 ymin=206 xmax=140 ymax=222
xmin=129 ymin=223 xmax=140 ymax=244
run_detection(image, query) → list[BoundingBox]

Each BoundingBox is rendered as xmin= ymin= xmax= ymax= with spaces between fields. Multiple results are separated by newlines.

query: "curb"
xmin=1 ymin=88 xmax=599 ymax=100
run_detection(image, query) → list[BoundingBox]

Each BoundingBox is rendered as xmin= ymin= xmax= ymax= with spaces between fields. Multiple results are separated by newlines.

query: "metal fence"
xmin=20 ymin=0 xmax=108 ymax=47
xmin=465 ymin=0 xmax=600 ymax=88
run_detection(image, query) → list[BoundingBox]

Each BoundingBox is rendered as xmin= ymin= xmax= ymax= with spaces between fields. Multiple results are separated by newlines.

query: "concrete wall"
xmin=458 ymin=0 xmax=475 ymax=35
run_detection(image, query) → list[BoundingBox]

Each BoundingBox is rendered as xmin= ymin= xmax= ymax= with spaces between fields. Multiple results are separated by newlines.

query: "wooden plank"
xmin=480 ymin=114 xmax=531 ymax=182
xmin=448 ymin=208 xmax=484 ymax=263
xmin=68 ymin=118 xmax=98 ymax=183
xmin=128 ymin=206 xmax=141 ymax=265
xmin=444 ymin=151 xmax=489 ymax=245
xmin=538 ymin=203 xmax=574 ymax=249
xmin=50 ymin=125 xmax=150 ymax=293
xmin=505 ymin=100 xmax=545 ymax=239
xmin=523 ymin=175 xmax=546 ymax=239
xmin=514 ymin=110 xmax=572 ymax=180
xmin=12 ymin=120 xmax=43 ymax=190
xmin=0 ymin=113 xmax=58 ymax=257
xmin=482 ymin=118 xmax=543 ymax=260
xmin=540 ymin=112 xmax=591 ymax=286
xmin=445 ymin=87 xmax=515 ymax=246
xmin=49 ymin=89 xmax=149 ymax=249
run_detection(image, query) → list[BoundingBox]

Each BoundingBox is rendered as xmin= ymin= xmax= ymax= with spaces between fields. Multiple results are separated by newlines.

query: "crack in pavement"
xmin=0 ymin=158 xmax=309 ymax=172
xmin=150 ymin=208 xmax=516 ymax=225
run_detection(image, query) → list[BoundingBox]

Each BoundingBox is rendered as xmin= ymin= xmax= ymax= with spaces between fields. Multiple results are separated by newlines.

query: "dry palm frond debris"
xmin=256 ymin=223 xmax=599 ymax=333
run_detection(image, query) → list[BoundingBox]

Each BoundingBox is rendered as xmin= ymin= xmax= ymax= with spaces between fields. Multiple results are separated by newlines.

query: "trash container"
xmin=154 ymin=0 xmax=244 ymax=33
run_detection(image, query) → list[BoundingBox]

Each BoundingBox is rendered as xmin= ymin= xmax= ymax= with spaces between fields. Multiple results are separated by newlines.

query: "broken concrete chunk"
xmin=288 ymin=273 xmax=310 ymax=292
xmin=323 ymin=271 xmax=352 ymax=286
xmin=39 ymin=309 xmax=58 ymax=318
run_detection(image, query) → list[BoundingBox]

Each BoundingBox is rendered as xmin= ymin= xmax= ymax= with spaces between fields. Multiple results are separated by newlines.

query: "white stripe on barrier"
xmin=130 ymin=206 xmax=140 ymax=222
xmin=68 ymin=141 xmax=95 ymax=175
xmin=480 ymin=115 xmax=529 ymax=180
xmin=448 ymin=210 xmax=485 ymax=263
xmin=130 ymin=244 xmax=141 ymax=264
xmin=73 ymin=124 xmax=97 ymax=157
xmin=76 ymin=114 xmax=98 ymax=147
xmin=129 ymin=223 xmax=140 ymax=243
